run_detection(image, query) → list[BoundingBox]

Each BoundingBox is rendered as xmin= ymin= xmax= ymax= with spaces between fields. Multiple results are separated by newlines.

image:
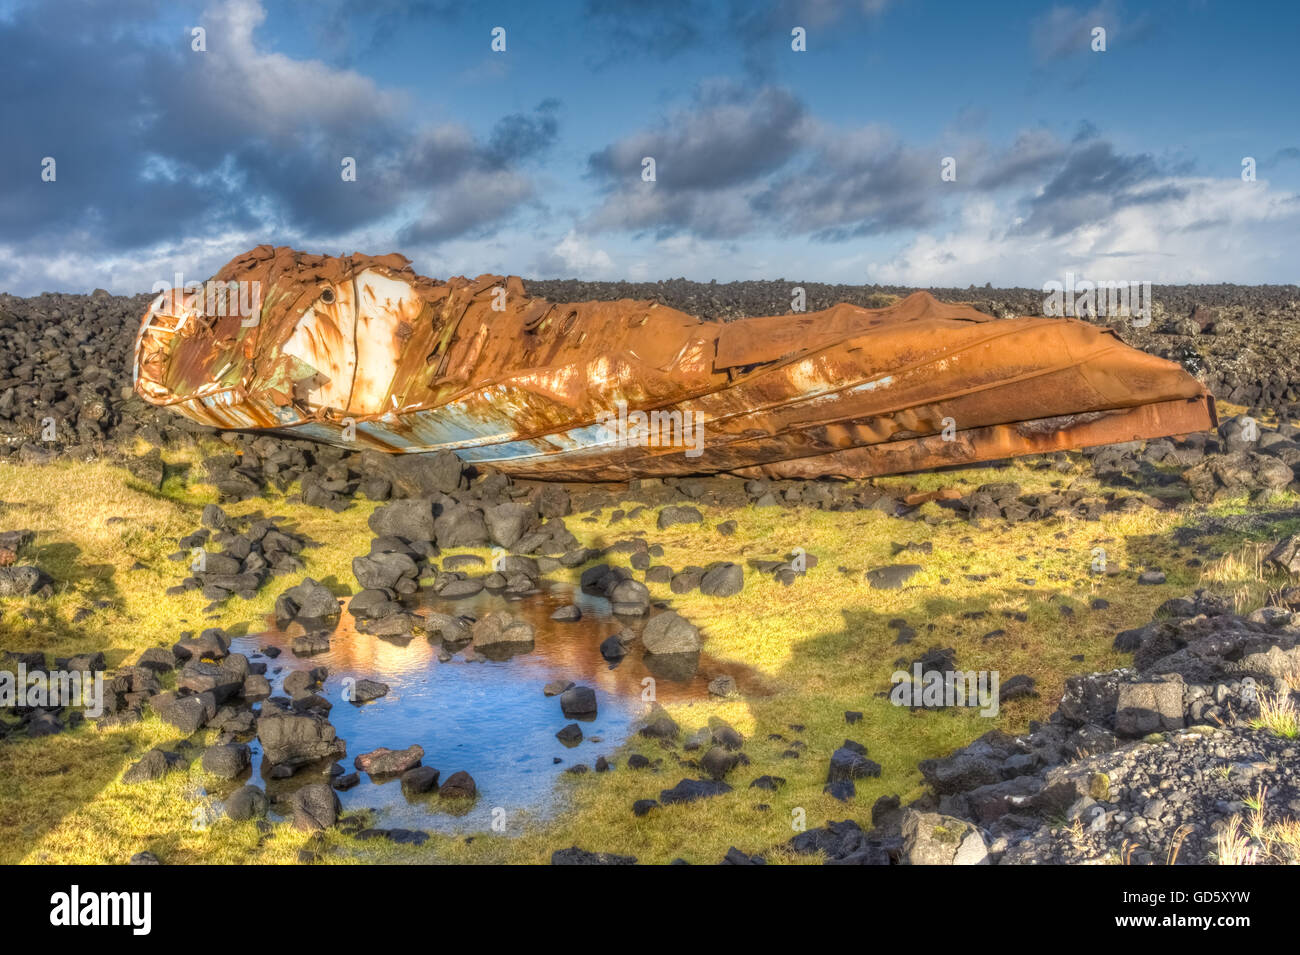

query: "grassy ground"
xmin=0 ymin=441 xmax=1296 ymax=865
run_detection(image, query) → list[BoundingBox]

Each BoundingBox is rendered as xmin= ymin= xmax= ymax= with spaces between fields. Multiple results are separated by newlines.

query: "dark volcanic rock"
xmin=556 ymin=722 xmax=584 ymax=744
xmin=256 ymin=710 xmax=345 ymax=769
xmin=484 ymin=501 xmax=534 ymax=549
xmin=657 ymin=505 xmax=702 ymax=529
xmin=560 ymin=685 xmax=598 ymax=718
xmin=348 ymin=678 xmax=390 ymax=703
xmin=0 ymin=565 xmax=53 ymax=597
xmin=291 ymin=782 xmax=341 ymax=831
xmin=401 ymin=765 xmax=440 ymax=795
xmin=201 ymin=742 xmax=251 ymax=779
xmin=122 ymin=747 xmax=184 ymax=784
xmin=368 ymin=498 xmax=437 ymax=541
xmin=827 ymin=741 xmax=882 ymax=783
xmin=640 ymin=610 xmax=701 ymax=654
xmin=434 ymin=503 xmax=490 ymax=548
xmin=551 ymin=847 xmax=637 ymax=865
xmin=354 ymin=745 xmax=424 ymax=776
xmin=148 ymin=690 xmax=215 ymax=735
xmin=439 ymin=770 xmax=477 ymax=799
xmin=785 ymin=819 xmax=891 ymax=865
xmin=659 ymin=778 xmax=733 ymax=805
xmin=699 ymin=562 xmax=743 ymax=597
xmin=274 ymin=577 xmax=340 ymax=625
xmin=866 ymin=564 xmax=922 ymax=589
xmin=897 ymin=591 xmax=1300 ymax=864
xmin=224 ymin=785 xmax=268 ymax=821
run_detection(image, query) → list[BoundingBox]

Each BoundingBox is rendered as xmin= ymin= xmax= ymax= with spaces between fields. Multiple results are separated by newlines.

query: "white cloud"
xmin=195 ymin=0 xmax=403 ymax=141
xmin=544 ymin=231 xmax=614 ymax=275
xmin=867 ymin=176 xmax=1300 ymax=286
xmin=0 ymin=230 xmax=272 ymax=295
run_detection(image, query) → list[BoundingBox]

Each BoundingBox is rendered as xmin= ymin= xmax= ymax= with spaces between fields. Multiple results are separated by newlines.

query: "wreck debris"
xmin=134 ymin=246 xmax=1215 ymax=480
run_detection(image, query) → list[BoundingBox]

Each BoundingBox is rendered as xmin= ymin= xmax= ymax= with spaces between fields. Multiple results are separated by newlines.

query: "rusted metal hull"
xmin=133 ymin=246 xmax=1216 ymax=481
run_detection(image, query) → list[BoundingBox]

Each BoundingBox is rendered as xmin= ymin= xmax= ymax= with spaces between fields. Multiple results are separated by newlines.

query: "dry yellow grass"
xmin=1212 ymin=784 xmax=1300 ymax=865
xmin=1249 ymin=691 xmax=1300 ymax=739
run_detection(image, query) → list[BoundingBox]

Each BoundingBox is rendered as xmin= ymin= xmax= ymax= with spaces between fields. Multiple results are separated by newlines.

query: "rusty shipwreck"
xmin=133 ymin=246 xmax=1216 ymax=481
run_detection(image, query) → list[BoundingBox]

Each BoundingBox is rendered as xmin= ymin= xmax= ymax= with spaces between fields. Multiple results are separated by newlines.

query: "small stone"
xmin=560 ymin=685 xmax=598 ymax=718
xmin=401 ymin=766 xmax=440 ymax=795
xmin=707 ymin=674 xmax=738 ymax=697
xmin=440 ymin=770 xmax=477 ymax=799
xmin=824 ymin=780 xmax=855 ymax=802
xmin=556 ymin=722 xmax=584 ymax=745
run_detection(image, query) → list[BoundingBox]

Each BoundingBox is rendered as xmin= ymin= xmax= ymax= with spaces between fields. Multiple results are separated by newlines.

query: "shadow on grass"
xmin=2 ymin=540 xmax=124 ymax=651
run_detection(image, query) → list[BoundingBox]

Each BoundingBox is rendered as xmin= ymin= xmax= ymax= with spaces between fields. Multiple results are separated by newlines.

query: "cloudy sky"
xmin=2 ymin=0 xmax=1297 ymax=294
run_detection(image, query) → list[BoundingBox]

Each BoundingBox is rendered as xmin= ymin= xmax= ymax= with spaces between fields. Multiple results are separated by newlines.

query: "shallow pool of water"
xmin=224 ymin=581 xmax=746 ymax=833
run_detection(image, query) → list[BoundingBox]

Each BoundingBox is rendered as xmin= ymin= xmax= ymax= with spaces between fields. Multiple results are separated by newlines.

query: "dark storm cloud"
xmin=583 ymin=79 xmax=1196 ymax=248
xmin=587 ymin=84 xmax=806 ymax=191
xmin=753 ymin=128 xmax=940 ymax=239
xmin=1039 ymin=141 xmax=1161 ymax=199
xmin=584 ymin=84 xmax=808 ymax=235
xmin=395 ymin=102 xmax=560 ymax=242
xmin=1014 ymin=140 xmax=1183 ymax=236
xmin=585 ymin=83 xmax=942 ymax=240
xmin=973 ymin=129 xmax=1069 ymax=191
xmin=486 ymin=100 xmax=562 ymax=167
xmin=0 ymin=0 xmax=218 ymax=251
xmin=0 ymin=0 xmax=556 ymax=258
xmin=397 ymin=167 xmax=538 ymax=244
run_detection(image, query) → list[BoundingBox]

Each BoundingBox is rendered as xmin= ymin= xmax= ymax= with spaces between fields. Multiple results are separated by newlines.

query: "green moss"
xmin=1089 ymin=772 xmax=1110 ymax=801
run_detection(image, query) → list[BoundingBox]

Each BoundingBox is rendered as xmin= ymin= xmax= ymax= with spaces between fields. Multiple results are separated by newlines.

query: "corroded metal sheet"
xmin=133 ymin=246 xmax=1216 ymax=481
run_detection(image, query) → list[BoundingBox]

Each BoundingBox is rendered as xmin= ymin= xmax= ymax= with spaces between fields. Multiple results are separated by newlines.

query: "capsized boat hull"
xmin=133 ymin=246 xmax=1216 ymax=481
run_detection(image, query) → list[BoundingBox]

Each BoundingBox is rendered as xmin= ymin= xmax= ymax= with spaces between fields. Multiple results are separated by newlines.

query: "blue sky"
xmin=1 ymin=0 xmax=1297 ymax=294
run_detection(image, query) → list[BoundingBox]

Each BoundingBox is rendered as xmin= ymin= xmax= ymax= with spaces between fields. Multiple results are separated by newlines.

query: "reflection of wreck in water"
xmin=135 ymin=246 xmax=1215 ymax=481
xmin=262 ymin=583 xmax=763 ymax=705
xmin=234 ymin=583 xmax=758 ymax=832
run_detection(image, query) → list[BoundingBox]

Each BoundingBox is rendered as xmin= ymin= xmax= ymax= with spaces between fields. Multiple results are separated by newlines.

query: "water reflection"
xmin=224 ymin=581 xmax=753 ymax=834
